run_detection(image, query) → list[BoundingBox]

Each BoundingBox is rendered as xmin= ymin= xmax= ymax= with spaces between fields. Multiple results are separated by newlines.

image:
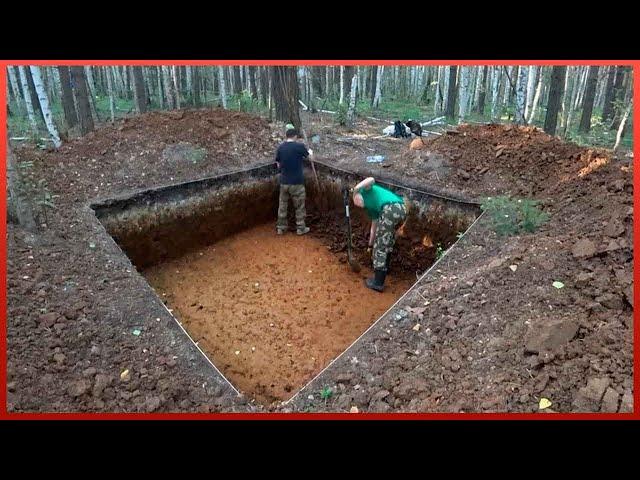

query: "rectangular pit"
xmin=91 ymin=160 xmax=481 ymax=405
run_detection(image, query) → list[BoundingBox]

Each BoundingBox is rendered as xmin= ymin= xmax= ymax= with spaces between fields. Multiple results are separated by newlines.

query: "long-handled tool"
xmin=301 ymin=127 xmax=321 ymax=192
xmin=342 ymin=188 xmax=361 ymax=273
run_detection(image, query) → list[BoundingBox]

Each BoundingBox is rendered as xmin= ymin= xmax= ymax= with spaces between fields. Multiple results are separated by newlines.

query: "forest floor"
xmin=6 ymin=108 xmax=634 ymax=413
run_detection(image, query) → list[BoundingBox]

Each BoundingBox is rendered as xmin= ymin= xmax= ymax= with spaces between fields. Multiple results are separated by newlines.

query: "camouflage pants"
xmin=277 ymin=184 xmax=306 ymax=229
xmin=372 ymin=202 xmax=407 ymax=271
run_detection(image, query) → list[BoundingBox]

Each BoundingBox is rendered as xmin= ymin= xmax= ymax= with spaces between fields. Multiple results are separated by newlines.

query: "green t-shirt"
xmin=359 ymin=184 xmax=404 ymax=220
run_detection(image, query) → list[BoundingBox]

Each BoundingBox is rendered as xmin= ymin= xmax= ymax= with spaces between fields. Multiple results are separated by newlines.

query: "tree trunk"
xmin=602 ymin=65 xmax=618 ymax=121
xmin=445 ymin=66 xmax=458 ymax=120
xmin=7 ymin=143 xmax=38 ymax=231
xmin=527 ymin=67 xmax=544 ymax=124
xmin=17 ymin=66 xmax=38 ymax=135
xmin=564 ymin=67 xmax=582 ymax=135
xmin=232 ymin=66 xmax=242 ymax=94
xmin=524 ymin=66 xmax=538 ymax=120
xmin=434 ymin=66 xmax=443 ymax=115
xmin=502 ymin=66 xmax=513 ymax=107
xmin=543 ymin=66 xmax=566 ymax=136
xmin=156 ymin=66 xmax=164 ymax=109
xmin=578 ymin=66 xmax=599 ymax=133
xmin=248 ymin=66 xmax=258 ymax=99
xmin=172 ymin=66 xmax=181 ymax=109
xmin=162 ymin=66 xmax=175 ymax=109
xmin=106 ymin=66 xmax=116 ymax=122
xmin=458 ymin=67 xmax=470 ymax=123
xmin=7 ymin=67 xmax=23 ymax=114
xmin=491 ymin=66 xmax=500 ymax=120
xmin=270 ymin=66 xmax=301 ymax=132
xmin=84 ymin=67 xmax=99 ymax=124
xmin=340 ymin=65 xmax=344 ymax=105
xmin=70 ymin=67 xmax=94 ymax=135
xmin=373 ymin=65 xmax=383 ymax=108
xmin=42 ymin=67 xmax=56 ymax=104
xmin=57 ymin=66 xmax=78 ymax=129
xmin=325 ymin=67 xmax=331 ymax=99
xmin=609 ymin=66 xmax=628 ymax=130
xmin=217 ymin=66 xmax=227 ymax=108
xmin=192 ymin=67 xmax=201 ymax=107
xmin=186 ymin=66 xmax=193 ymax=95
xmin=574 ymin=66 xmax=588 ymax=110
xmin=347 ymin=74 xmax=358 ymax=127
xmin=29 ymin=66 xmax=61 ymax=147
xmin=260 ymin=67 xmax=268 ymax=105
xmin=515 ymin=66 xmax=528 ymax=124
xmin=613 ymin=100 xmax=632 ymax=151
xmin=477 ymin=66 xmax=489 ymax=115
xmin=131 ymin=66 xmax=147 ymax=114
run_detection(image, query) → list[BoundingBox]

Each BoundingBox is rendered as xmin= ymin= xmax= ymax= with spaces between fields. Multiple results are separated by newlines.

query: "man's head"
xmin=353 ymin=191 xmax=364 ymax=208
xmin=285 ymin=128 xmax=299 ymax=139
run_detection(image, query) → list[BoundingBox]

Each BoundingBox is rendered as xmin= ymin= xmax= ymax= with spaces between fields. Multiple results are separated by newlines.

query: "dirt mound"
xmin=391 ymin=124 xmax=614 ymax=198
xmin=15 ymin=109 xmax=279 ymax=206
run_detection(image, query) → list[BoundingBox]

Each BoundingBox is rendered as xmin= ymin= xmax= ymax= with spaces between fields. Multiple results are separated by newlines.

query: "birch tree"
xmin=84 ymin=67 xmax=99 ymax=124
xmin=106 ymin=66 xmax=116 ymax=122
xmin=7 ymin=67 xmax=23 ymax=114
xmin=477 ymin=66 xmax=489 ymax=115
xmin=172 ymin=66 xmax=181 ymax=109
xmin=527 ymin=67 xmax=544 ymax=124
xmin=29 ymin=66 xmax=61 ymax=147
xmin=502 ymin=66 xmax=513 ymax=106
xmin=373 ymin=65 xmax=383 ymax=108
xmin=156 ymin=67 xmax=164 ymax=109
xmin=192 ymin=67 xmax=201 ymax=107
xmin=162 ymin=66 xmax=174 ymax=109
xmin=434 ymin=66 xmax=443 ymax=115
xmin=515 ymin=66 xmax=528 ymax=124
xmin=339 ymin=66 xmax=344 ymax=105
xmin=17 ymin=66 xmax=38 ymax=135
xmin=525 ymin=66 xmax=538 ymax=120
xmin=457 ymin=66 xmax=470 ymax=122
xmin=217 ymin=66 xmax=227 ymax=109
xmin=491 ymin=66 xmax=500 ymax=120
xmin=346 ymin=73 xmax=358 ymax=127
xmin=613 ymin=100 xmax=632 ymax=151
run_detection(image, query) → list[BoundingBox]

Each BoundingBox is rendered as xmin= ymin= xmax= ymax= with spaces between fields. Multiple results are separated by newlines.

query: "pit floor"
xmin=144 ymin=223 xmax=414 ymax=404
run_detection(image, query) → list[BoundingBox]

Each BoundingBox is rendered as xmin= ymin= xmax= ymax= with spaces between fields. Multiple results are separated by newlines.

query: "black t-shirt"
xmin=275 ymin=141 xmax=309 ymax=185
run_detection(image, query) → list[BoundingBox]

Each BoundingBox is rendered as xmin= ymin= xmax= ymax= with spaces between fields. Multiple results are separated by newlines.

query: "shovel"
xmin=342 ymin=188 xmax=361 ymax=273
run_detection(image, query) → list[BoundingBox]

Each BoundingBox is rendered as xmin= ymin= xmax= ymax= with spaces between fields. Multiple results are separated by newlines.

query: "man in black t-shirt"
xmin=275 ymin=128 xmax=313 ymax=235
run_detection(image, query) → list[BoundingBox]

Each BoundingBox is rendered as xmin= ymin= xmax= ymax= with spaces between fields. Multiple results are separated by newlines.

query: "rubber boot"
xmin=297 ymin=226 xmax=310 ymax=235
xmin=365 ymin=269 xmax=387 ymax=292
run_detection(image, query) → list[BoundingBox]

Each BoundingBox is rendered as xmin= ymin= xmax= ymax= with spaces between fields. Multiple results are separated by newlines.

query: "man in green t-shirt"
xmin=352 ymin=177 xmax=407 ymax=292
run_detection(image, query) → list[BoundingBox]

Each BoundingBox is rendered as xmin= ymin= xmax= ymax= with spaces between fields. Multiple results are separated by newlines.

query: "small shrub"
xmin=480 ymin=196 xmax=548 ymax=236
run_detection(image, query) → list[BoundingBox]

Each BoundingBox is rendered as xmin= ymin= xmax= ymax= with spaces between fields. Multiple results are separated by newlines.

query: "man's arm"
xmin=354 ymin=177 xmax=375 ymax=191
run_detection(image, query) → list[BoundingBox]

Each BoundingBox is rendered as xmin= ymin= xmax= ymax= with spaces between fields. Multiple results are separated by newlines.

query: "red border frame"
xmin=1 ymin=60 xmax=638 ymax=420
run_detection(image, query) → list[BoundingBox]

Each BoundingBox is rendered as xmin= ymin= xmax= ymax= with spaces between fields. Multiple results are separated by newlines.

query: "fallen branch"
xmin=10 ymin=137 xmax=55 ymax=142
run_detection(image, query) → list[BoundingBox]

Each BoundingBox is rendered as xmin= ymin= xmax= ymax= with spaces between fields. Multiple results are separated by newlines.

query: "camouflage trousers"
xmin=372 ymin=202 xmax=407 ymax=271
xmin=277 ymin=184 xmax=306 ymax=229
